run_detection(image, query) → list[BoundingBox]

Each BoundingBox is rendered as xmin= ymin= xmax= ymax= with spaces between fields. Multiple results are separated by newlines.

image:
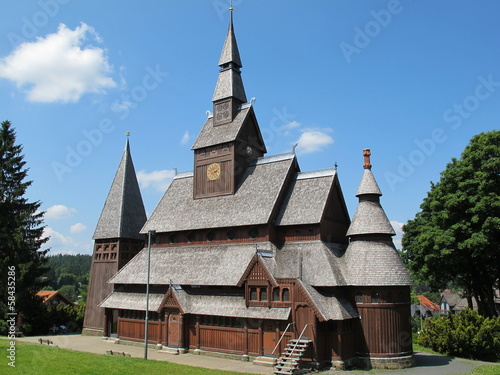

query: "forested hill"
xmin=42 ymin=254 xmax=92 ymax=302
xmin=44 ymin=254 xmax=92 ymax=282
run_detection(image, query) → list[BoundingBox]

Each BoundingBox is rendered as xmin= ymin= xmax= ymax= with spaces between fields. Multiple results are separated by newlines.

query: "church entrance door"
xmin=263 ymin=320 xmax=277 ymax=357
xmin=168 ymin=311 xmax=180 ymax=347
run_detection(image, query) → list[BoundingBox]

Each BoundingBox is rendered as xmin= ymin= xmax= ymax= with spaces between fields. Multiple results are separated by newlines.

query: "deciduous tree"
xmin=402 ymin=131 xmax=500 ymax=317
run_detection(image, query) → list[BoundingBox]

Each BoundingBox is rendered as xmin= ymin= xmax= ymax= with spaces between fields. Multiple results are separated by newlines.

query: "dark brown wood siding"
xmin=355 ymin=286 xmax=412 ymax=357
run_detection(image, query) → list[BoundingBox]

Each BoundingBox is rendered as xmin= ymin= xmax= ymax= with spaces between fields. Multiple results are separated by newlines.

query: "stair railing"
xmin=271 ymin=322 xmax=294 ymax=357
xmin=290 ymin=323 xmax=311 ymax=357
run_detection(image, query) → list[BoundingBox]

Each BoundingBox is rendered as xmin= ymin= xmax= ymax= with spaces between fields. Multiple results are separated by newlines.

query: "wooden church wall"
xmin=355 ymin=286 xmax=412 ymax=357
xmin=83 ymin=258 xmax=118 ymax=330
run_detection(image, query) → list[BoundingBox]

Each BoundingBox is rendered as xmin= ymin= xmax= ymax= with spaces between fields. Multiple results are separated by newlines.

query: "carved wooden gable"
xmin=160 ymin=287 xmax=184 ymax=313
xmin=238 ymin=254 xmax=277 ymax=287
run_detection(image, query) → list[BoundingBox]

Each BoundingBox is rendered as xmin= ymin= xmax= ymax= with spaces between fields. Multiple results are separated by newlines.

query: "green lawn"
xmin=0 ymin=341 xmax=252 ymax=375
xmin=467 ymin=365 xmax=500 ymax=375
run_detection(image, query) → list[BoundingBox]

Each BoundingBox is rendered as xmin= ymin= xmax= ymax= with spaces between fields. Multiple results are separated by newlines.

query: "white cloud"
xmin=70 ymin=222 xmax=87 ymax=234
xmin=391 ymin=220 xmax=405 ymax=250
xmin=45 ymin=204 xmax=77 ymax=219
xmin=43 ymin=227 xmax=92 ymax=255
xmin=137 ymin=169 xmax=176 ymax=192
xmin=283 ymin=121 xmax=300 ymax=130
xmin=180 ymin=130 xmax=190 ymax=145
xmin=0 ymin=23 xmax=116 ymax=103
xmin=295 ymin=128 xmax=334 ymax=154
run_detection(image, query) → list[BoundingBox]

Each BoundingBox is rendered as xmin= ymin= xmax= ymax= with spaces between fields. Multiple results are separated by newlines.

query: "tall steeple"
xmin=93 ymin=138 xmax=147 ymax=240
xmin=83 ymin=136 xmax=147 ymax=335
xmin=191 ymin=6 xmax=266 ymax=199
xmin=212 ymin=7 xmax=247 ymax=124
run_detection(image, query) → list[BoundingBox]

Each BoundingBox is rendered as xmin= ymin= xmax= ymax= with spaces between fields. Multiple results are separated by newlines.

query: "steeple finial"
xmin=363 ymin=149 xmax=372 ymax=170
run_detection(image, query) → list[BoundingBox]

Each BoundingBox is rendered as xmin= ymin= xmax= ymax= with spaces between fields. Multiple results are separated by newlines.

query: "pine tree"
xmin=0 ymin=120 xmax=49 ymax=334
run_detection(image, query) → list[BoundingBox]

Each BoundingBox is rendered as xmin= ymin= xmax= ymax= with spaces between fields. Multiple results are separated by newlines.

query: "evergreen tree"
xmin=0 ymin=120 xmax=49 ymax=334
xmin=402 ymin=130 xmax=500 ymax=317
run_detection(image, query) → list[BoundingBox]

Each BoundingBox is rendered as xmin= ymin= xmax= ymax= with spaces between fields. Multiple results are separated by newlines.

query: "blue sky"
xmin=1 ymin=1 xmax=499 ymax=255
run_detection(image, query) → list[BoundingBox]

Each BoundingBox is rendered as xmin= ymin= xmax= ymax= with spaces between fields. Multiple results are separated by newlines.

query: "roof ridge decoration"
xmin=93 ymin=138 xmax=147 ymax=240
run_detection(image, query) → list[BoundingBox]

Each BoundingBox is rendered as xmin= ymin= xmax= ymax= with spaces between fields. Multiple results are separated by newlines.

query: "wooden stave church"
xmin=83 ymin=12 xmax=414 ymax=370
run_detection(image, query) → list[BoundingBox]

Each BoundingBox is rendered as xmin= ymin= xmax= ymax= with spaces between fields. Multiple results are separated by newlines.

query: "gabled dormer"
xmin=191 ymin=10 xmax=266 ymax=199
xmin=238 ymin=254 xmax=278 ymax=307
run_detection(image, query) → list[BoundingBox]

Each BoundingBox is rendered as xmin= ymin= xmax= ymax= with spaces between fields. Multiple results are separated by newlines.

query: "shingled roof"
xmin=173 ymin=288 xmax=291 ymax=320
xmin=99 ymin=292 xmax=164 ymax=311
xmin=298 ymin=281 xmax=359 ymax=321
xmin=343 ymin=240 xmax=412 ymax=286
xmin=109 ymin=243 xmax=259 ymax=286
xmin=192 ymin=106 xmax=251 ymax=150
xmin=141 ymin=153 xmax=295 ymax=233
xmin=260 ymin=241 xmax=348 ymax=286
xmin=275 ymin=169 xmax=337 ymax=226
xmin=344 ymin=152 xmax=411 ymax=286
xmin=346 ymin=165 xmax=395 ymax=237
xmin=93 ymin=140 xmax=147 ymax=240
xmin=212 ymin=11 xmax=246 ymax=103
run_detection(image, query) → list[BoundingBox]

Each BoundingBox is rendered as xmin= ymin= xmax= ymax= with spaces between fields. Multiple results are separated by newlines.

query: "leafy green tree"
xmin=402 ymin=131 xmax=500 ymax=317
xmin=0 ymin=120 xmax=49 ymax=333
xmin=58 ymin=273 xmax=78 ymax=288
xmin=58 ymin=285 xmax=77 ymax=302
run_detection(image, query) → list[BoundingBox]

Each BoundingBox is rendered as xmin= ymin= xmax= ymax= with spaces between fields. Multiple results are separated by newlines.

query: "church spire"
xmin=93 ymin=136 xmax=147 ymax=240
xmin=212 ymin=6 xmax=247 ymax=107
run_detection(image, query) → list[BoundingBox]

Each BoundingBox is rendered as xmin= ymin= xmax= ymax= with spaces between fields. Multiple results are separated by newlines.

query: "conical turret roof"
xmin=346 ymin=150 xmax=394 ymax=237
xmin=344 ymin=149 xmax=411 ymax=286
xmin=93 ymin=139 xmax=147 ymax=240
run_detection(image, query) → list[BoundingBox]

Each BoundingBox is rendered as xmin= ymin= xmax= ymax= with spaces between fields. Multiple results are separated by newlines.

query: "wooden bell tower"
xmin=192 ymin=9 xmax=266 ymax=199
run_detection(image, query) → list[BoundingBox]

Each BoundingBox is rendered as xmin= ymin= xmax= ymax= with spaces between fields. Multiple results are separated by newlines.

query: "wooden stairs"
xmin=273 ymin=338 xmax=312 ymax=375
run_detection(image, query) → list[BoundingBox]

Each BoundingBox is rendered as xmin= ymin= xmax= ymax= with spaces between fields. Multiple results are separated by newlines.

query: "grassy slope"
xmin=0 ymin=341 xmax=253 ymax=375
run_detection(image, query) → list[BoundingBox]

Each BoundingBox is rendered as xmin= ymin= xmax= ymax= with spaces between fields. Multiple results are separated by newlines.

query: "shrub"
xmin=417 ymin=309 xmax=500 ymax=362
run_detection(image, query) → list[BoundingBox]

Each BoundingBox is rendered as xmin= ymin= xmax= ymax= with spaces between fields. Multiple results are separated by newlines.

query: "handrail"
xmin=271 ymin=322 xmax=294 ymax=356
xmin=290 ymin=323 xmax=311 ymax=357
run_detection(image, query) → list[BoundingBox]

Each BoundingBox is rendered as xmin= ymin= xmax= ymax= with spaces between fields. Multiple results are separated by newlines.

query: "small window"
xmin=169 ymin=233 xmax=177 ymax=244
xmin=207 ymin=231 xmax=215 ymax=242
xmin=371 ymin=291 xmax=379 ymax=304
xmin=227 ymin=229 xmax=236 ymax=240
xmin=249 ymin=227 xmax=258 ymax=239
xmin=386 ymin=291 xmax=393 ymax=303
xmin=260 ymin=288 xmax=267 ymax=301
xmin=355 ymin=291 xmax=363 ymax=304
xmin=272 ymin=287 xmax=280 ymax=301
xmin=187 ymin=231 xmax=195 ymax=243
xmin=250 ymin=288 xmax=258 ymax=301
xmin=282 ymin=288 xmax=290 ymax=302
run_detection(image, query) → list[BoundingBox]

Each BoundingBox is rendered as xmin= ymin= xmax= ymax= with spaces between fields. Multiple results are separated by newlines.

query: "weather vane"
xmin=229 ymin=0 xmax=233 ymax=12
xmin=125 ymin=131 xmax=131 ymax=137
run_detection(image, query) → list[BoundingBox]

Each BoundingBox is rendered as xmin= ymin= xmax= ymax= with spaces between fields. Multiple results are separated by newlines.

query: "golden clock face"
xmin=207 ymin=163 xmax=221 ymax=180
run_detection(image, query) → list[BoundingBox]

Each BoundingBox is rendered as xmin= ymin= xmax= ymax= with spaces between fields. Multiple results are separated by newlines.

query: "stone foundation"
xmin=346 ymin=353 xmax=415 ymax=370
xmin=81 ymin=328 xmax=104 ymax=336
